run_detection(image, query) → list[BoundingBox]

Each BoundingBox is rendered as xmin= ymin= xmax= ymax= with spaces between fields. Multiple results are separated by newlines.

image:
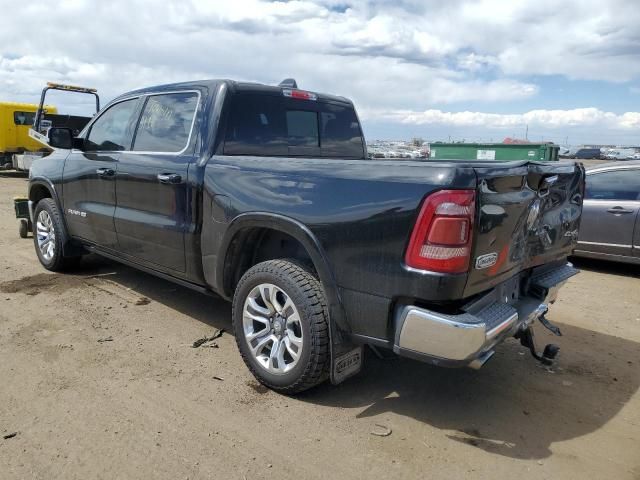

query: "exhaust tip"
xmin=468 ymin=350 xmax=495 ymax=370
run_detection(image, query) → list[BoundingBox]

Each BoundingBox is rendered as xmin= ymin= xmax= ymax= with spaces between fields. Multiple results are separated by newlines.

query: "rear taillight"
xmin=405 ymin=190 xmax=475 ymax=273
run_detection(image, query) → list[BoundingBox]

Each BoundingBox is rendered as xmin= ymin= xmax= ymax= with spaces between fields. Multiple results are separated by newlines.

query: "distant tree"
xmin=411 ymin=137 xmax=424 ymax=147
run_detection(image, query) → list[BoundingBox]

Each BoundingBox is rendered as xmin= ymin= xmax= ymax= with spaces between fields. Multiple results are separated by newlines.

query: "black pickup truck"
xmin=27 ymin=78 xmax=584 ymax=393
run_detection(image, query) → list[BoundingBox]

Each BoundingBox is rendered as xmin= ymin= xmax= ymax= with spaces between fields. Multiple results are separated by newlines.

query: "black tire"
xmin=232 ymin=259 xmax=330 ymax=394
xmin=19 ymin=219 xmax=29 ymax=238
xmin=33 ymin=198 xmax=81 ymax=271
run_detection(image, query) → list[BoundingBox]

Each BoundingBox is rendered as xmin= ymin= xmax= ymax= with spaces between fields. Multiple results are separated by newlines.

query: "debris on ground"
xmin=97 ymin=336 xmax=114 ymax=343
xmin=213 ymin=376 xmax=224 ymax=381
xmin=192 ymin=329 xmax=224 ymax=348
xmin=370 ymin=424 xmax=392 ymax=437
xmin=3 ymin=432 xmax=18 ymax=440
xmin=84 ymin=278 xmax=150 ymax=306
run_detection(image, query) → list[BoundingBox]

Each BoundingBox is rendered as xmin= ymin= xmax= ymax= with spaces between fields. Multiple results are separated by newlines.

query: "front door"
xmin=579 ymin=168 xmax=640 ymax=257
xmin=62 ymin=97 xmax=140 ymax=248
xmin=114 ymin=91 xmax=199 ymax=273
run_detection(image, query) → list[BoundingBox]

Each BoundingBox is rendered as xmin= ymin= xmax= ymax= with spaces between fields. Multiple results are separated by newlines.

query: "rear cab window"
xmin=223 ymin=92 xmax=364 ymax=158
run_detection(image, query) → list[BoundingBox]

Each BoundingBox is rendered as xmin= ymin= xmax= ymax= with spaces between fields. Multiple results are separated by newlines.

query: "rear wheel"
xmin=33 ymin=198 xmax=81 ymax=271
xmin=232 ymin=259 xmax=329 ymax=394
xmin=19 ymin=219 xmax=29 ymax=238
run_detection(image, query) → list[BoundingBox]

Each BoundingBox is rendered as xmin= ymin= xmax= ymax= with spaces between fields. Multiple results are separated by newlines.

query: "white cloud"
xmin=373 ymin=107 xmax=640 ymax=130
xmin=0 ymin=0 xmax=638 ymax=143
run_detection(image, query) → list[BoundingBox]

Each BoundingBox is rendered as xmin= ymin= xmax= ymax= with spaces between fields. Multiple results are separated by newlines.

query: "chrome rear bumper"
xmin=393 ymin=263 xmax=578 ymax=368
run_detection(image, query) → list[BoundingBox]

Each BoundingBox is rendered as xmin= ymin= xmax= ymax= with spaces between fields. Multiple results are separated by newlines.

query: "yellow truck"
xmin=2 ymin=83 xmax=100 ymax=170
xmin=0 ymin=102 xmax=57 ymax=166
xmin=9 ymin=83 xmax=99 ymax=237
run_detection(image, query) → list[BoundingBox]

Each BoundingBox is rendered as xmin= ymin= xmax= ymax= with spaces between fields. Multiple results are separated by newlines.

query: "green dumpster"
xmin=429 ymin=143 xmax=559 ymax=162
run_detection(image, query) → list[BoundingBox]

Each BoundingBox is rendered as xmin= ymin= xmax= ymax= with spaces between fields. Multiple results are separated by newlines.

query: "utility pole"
xmin=525 ymin=124 xmax=528 ymax=140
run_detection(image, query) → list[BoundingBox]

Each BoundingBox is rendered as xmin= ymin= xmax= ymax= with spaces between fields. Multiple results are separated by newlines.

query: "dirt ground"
xmin=0 ymin=171 xmax=638 ymax=480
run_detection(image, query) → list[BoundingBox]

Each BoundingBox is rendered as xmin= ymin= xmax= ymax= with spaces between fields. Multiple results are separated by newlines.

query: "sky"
xmin=1 ymin=0 xmax=639 ymax=146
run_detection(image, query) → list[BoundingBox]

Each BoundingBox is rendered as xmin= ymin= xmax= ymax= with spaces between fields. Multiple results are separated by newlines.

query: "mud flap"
xmin=331 ymin=345 xmax=363 ymax=385
xmin=325 ymin=291 xmax=363 ymax=385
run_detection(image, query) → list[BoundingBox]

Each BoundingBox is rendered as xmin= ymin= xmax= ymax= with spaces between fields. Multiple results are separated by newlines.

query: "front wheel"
xmin=33 ymin=198 xmax=81 ymax=271
xmin=232 ymin=259 xmax=329 ymax=394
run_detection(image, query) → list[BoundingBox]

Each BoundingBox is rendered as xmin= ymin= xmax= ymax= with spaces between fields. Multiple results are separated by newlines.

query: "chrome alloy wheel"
xmin=242 ymin=283 xmax=304 ymax=375
xmin=36 ymin=210 xmax=56 ymax=261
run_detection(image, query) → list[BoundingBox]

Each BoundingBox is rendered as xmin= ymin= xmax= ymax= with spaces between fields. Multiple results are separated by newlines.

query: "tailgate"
xmin=464 ymin=162 xmax=585 ymax=296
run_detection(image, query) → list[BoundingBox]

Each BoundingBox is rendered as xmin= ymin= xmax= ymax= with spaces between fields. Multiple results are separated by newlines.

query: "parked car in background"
xmin=573 ymin=161 xmax=640 ymax=265
xmin=602 ymin=148 xmax=636 ymax=160
xmin=573 ymin=148 xmax=602 ymax=159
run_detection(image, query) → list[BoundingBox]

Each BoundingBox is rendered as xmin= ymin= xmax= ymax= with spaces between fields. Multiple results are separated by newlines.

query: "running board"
xmin=86 ymin=245 xmax=218 ymax=297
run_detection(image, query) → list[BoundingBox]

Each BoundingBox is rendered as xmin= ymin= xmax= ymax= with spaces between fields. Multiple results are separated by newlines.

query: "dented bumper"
xmin=393 ymin=262 xmax=579 ymax=367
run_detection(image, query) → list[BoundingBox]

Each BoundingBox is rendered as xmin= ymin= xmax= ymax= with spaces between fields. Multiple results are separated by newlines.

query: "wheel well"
xmin=29 ymin=184 xmax=52 ymax=205
xmin=223 ymin=228 xmax=315 ymax=296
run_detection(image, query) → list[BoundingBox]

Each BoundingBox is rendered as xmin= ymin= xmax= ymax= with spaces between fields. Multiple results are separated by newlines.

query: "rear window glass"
xmin=286 ymin=110 xmax=318 ymax=147
xmin=320 ymin=104 xmax=364 ymax=158
xmin=133 ymin=92 xmax=198 ymax=153
xmin=224 ymin=94 xmax=364 ymax=158
xmin=585 ymin=169 xmax=640 ymax=201
xmin=224 ymin=95 xmax=287 ymax=156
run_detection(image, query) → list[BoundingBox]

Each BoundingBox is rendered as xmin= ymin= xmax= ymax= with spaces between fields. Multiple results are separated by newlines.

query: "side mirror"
xmin=72 ymin=136 xmax=86 ymax=150
xmin=47 ymin=127 xmax=73 ymax=149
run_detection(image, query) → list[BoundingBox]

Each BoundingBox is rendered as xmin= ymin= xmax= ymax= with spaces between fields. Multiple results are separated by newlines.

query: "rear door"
xmin=114 ymin=91 xmax=200 ymax=273
xmin=62 ymin=97 xmax=140 ymax=248
xmin=464 ymin=162 xmax=584 ymax=295
xmin=578 ymin=168 xmax=640 ymax=257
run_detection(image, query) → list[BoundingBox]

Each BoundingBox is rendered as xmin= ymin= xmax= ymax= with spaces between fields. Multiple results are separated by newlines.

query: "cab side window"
xmin=132 ymin=92 xmax=199 ymax=153
xmin=85 ymin=98 xmax=138 ymax=152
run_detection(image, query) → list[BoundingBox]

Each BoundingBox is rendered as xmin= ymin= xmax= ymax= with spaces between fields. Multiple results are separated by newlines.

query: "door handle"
xmin=606 ymin=207 xmax=634 ymax=214
xmin=96 ymin=167 xmax=115 ymax=178
xmin=157 ymin=173 xmax=182 ymax=184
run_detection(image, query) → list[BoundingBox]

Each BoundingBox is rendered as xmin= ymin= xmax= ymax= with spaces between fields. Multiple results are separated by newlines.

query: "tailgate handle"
xmin=607 ymin=207 xmax=634 ymax=215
